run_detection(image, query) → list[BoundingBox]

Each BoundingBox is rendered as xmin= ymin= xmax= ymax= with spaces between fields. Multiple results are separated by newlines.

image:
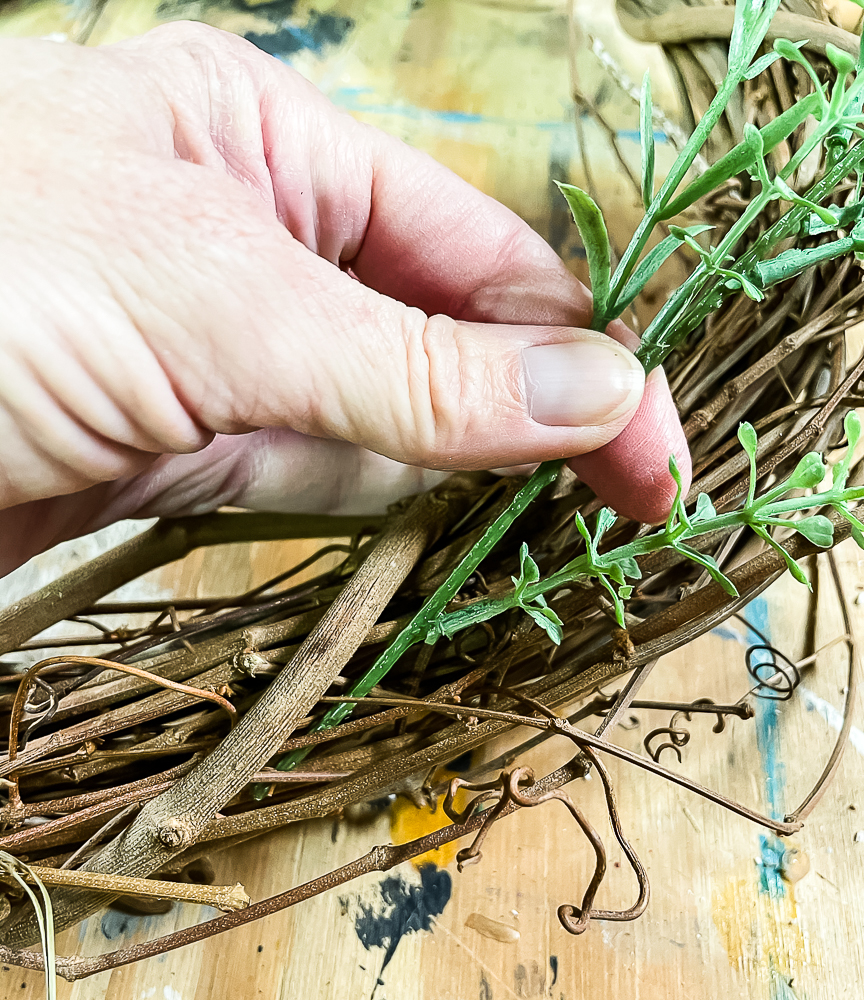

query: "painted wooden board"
xmin=3 ymin=0 xmax=864 ymax=996
xmin=3 ymin=538 xmax=864 ymax=999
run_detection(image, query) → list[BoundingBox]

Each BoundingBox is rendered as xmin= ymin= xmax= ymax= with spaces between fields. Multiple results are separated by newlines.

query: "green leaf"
xmin=773 ymin=38 xmax=825 ymax=100
xmin=738 ymin=422 xmax=758 ymax=457
xmin=574 ymin=511 xmax=593 ymax=550
xmin=745 ymin=40 xmax=806 ymax=80
xmin=520 ymin=542 xmax=540 ymax=583
xmin=512 ymin=542 xmax=541 ymax=603
xmin=793 ymin=515 xmax=835 ymax=547
xmin=616 ymin=226 xmax=714 ymax=312
xmin=673 ymin=542 xmax=739 ymax=596
xmin=847 ymin=408 xmax=862 ymax=451
xmin=729 ymin=0 xmax=784 ymax=77
xmin=736 ymin=273 xmax=766 ymax=302
xmin=738 ymin=422 xmax=759 ymax=507
xmin=556 ymin=182 xmax=612 ymax=322
xmin=596 ymin=507 xmax=618 ymax=538
xmin=666 ymin=452 xmax=691 ymax=532
xmin=640 ymin=71 xmax=655 ymax=210
xmin=596 ymin=573 xmax=627 ymax=628
xmin=826 ymin=42 xmax=856 ymax=78
xmin=753 ymin=525 xmax=811 ymax=588
xmin=619 ymin=585 xmax=634 ymax=600
xmin=833 ymin=409 xmax=862 ymax=488
xmin=802 ymin=198 xmax=864 ymax=236
xmin=787 ymin=451 xmax=828 ymax=490
xmin=525 ymin=604 xmax=564 ymax=645
xmin=835 ymin=504 xmax=864 ymax=549
xmin=754 ymin=237 xmax=860 ymax=289
xmin=660 ymin=92 xmax=822 ymax=219
xmin=617 ymin=555 xmax=642 ymax=580
xmin=773 ymin=175 xmax=840 ymax=226
xmin=693 ymin=492 xmax=717 ymax=522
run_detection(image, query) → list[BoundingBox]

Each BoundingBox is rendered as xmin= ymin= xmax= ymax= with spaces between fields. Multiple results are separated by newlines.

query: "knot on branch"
xmin=156 ymin=817 xmax=195 ymax=850
xmin=233 ymin=648 xmax=271 ymax=677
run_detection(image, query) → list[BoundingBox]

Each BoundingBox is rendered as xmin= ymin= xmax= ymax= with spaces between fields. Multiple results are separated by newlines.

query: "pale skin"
xmin=0 ymin=22 xmax=690 ymax=577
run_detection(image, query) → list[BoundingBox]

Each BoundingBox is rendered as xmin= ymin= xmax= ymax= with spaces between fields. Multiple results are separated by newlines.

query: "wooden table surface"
xmin=3 ymin=0 xmax=864 ymax=996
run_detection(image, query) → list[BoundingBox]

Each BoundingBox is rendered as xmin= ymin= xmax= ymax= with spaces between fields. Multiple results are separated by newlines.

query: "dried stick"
xmin=14 ymin=867 xmax=249 ymax=913
xmin=616 ymin=2 xmax=859 ymax=58
xmin=0 ymin=492 xmax=453 ymax=947
xmin=0 ymin=511 xmax=382 ymax=657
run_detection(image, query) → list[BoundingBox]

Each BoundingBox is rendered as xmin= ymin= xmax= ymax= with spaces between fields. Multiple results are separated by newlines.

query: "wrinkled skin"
xmin=0 ymin=23 xmax=690 ymax=577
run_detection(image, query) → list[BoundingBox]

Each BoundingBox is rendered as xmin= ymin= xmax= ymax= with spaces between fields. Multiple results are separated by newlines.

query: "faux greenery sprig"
xmin=270 ymin=0 xmax=864 ymax=772
xmin=434 ymin=412 xmax=864 ymax=638
xmin=272 ymin=414 xmax=864 ymax=778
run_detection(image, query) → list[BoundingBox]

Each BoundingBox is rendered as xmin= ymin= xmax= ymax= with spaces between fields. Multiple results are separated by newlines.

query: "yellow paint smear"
xmin=712 ymin=875 xmax=813 ymax=977
xmin=389 ymin=773 xmax=471 ymax=868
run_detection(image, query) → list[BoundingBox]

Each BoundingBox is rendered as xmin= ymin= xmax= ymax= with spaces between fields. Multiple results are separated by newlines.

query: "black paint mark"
xmin=246 ymin=11 xmax=354 ymax=58
xmin=158 ymin=0 xmax=301 ymax=23
xmin=549 ymin=954 xmax=558 ymax=986
xmin=449 ymin=750 xmax=472 ymax=773
xmin=514 ymin=964 xmax=528 ymax=997
xmin=100 ymin=910 xmax=139 ymax=940
xmin=479 ymin=975 xmax=493 ymax=999
xmin=346 ymin=865 xmax=452 ymax=981
xmin=156 ymin=0 xmax=353 ymax=59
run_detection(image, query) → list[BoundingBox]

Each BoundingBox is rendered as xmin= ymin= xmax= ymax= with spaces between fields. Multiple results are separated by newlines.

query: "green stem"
xmin=637 ymin=136 xmax=864 ymax=372
xmin=271 ymin=459 xmax=563 ymax=771
xmin=435 ymin=484 xmax=864 ymax=636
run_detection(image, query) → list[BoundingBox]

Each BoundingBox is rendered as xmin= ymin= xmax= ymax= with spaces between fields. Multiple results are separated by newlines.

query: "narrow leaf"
xmin=739 ymin=422 xmax=759 ymax=507
xmin=556 ymin=182 xmax=612 ymax=322
xmin=673 ymin=543 xmax=739 ymax=596
xmin=729 ymin=0 xmax=784 ymax=76
xmin=755 ymin=237 xmax=860 ymax=289
xmin=753 ymin=525 xmax=811 ymax=587
xmin=833 ymin=409 xmax=862 ymax=488
xmin=745 ymin=40 xmax=805 ymax=80
xmin=847 ymin=408 xmax=862 ymax=452
xmin=574 ymin=511 xmax=593 ymax=549
xmin=640 ymin=71 xmax=655 ymax=210
xmin=835 ymin=504 xmax=864 ymax=549
xmin=596 ymin=573 xmax=627 ymax=628
xmin=660 ymin=91 xmax=821 ymax=219
xmin=617 ymin=226 xmax=714 ymax=312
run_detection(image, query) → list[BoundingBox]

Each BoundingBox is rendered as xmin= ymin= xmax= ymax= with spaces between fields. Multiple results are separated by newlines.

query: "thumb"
xmin=157 ymin=242 xmax=646 ymax=472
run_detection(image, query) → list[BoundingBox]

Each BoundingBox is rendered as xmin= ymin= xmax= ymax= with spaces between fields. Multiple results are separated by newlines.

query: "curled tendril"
xmin=745 ymin=643 xmax=802 ymax=701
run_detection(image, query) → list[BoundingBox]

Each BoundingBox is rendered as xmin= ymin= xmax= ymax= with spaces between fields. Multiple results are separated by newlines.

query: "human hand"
xmin=0 ymin=23 xmax=689 ymax=575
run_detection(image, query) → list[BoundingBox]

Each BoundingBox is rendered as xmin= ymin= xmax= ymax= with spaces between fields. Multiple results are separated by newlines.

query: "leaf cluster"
xmin=557 ymin=0 xmax=864 ymax=372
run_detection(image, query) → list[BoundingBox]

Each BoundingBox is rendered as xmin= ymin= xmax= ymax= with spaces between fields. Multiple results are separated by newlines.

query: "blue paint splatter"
xmin=343 ymin=864 xmax=451 ymax=984
xmin=737 ymin=598 xmax=788 ymax=898
xmin=247 ymin=10 xmax=354 ymax=58
xmin=325 ymin=87 xmax=669 ymax=143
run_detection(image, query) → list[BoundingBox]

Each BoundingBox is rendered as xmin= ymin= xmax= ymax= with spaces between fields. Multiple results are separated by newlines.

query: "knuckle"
xmin=403 ymin=312 xmax=519 ymax=469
